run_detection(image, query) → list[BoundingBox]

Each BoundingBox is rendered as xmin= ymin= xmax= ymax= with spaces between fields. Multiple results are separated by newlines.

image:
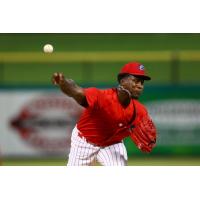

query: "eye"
xmin=135 ymin=78 xmax=144 ymax=85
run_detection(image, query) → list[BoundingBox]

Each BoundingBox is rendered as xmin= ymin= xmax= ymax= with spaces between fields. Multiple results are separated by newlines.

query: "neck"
xmin=117 ymin=86 xmax=131 ymax=107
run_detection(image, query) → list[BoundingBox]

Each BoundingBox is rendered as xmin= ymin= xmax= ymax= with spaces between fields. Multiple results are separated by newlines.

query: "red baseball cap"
xmin=118 ymin=62 xmax=151 ymax=81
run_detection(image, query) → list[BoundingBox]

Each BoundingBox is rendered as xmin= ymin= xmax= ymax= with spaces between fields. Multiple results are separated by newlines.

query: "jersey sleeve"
xmin=132 ymin=101 xmax=149 ymax=125
xmin=83 ymin=87 xmax=100 ymax=108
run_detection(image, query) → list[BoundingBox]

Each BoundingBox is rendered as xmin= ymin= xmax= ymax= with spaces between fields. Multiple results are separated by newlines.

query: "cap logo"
xmin=139 ymin=65 xmax=145 ymax=70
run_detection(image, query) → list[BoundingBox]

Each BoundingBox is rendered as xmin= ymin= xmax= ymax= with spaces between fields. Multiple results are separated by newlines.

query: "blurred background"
xmin=0 ymin=33 xmax=200 ymax=165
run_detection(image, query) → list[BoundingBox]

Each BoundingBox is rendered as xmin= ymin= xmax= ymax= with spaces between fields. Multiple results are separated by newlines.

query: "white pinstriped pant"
xmin=67 ymin=126 xmax=128 ymax=166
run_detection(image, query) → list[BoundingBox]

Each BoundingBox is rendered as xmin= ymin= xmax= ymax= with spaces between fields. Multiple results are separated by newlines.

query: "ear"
xmin=120 ymin=78 xmax=124 ymax=84
xmin=120 ymin=76 xmax=129 ymax=86
xmin=119 ymin=79 xmax=125 ymax=87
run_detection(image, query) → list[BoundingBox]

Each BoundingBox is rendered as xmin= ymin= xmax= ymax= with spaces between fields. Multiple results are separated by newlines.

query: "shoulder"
xmin=133 ymin=99 xmax=148 ymax=116
xmin=84 ymin=87 xmax=100 ymax=93
xmin=100 ymin=88 xmax=116 ymax=94
xmin=83 ymin=87 xmax=115 ymax=108
xmin=83 ymin=87 xmax=114 ymax=95
xmin=99 ymin=88 xmax=117 ymax=100
xmin=83 ymin=87 xmax=118 ymax=99
xmin=85 ymin=87 xmax=115 ymax=95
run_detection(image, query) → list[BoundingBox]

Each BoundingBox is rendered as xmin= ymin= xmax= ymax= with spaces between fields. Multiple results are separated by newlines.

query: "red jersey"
xmin=77 ymin=87 xmax=148 ymax=146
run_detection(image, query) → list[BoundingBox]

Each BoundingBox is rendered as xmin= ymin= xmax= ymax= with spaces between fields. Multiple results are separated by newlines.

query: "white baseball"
xmin=43 ymin=44 xmax=54 ymax=53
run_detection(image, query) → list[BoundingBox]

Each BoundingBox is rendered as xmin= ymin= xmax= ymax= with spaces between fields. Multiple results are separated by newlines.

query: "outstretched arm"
xmin=52 ymin=72 xmax=88 ymax=107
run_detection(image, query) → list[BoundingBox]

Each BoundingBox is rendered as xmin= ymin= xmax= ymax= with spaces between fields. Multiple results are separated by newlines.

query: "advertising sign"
xmin=124 ymin=85 xmax=200 ymax=155
xmin=0 ymin=90 xmax=83 ymax=158
xmin=1 ymin=85 xmax=200 ymax=157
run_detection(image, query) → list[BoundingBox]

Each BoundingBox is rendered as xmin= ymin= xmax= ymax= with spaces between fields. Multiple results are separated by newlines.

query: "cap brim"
xmin=129 ymin=74 xmax=151 ymax=81
xmin=139 ymin=75 xmax=151 ymax=80
xmin=117 ymin=73 xmax=151 ymax=82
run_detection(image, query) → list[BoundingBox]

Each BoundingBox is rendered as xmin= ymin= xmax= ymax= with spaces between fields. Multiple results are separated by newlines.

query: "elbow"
xmin=74 ymin=89 xmax=88 ymax=107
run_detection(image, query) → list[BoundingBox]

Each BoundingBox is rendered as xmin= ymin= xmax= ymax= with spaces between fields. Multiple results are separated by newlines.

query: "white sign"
xmin=147 ymin=99 xmax=200 ymax=145
xmin=0 ymin=90 xmax=83 ymax=158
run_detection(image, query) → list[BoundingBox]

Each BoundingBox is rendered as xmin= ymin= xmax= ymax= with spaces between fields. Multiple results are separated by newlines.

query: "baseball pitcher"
xmin=52 ymin=62 xmax=157 ymax=166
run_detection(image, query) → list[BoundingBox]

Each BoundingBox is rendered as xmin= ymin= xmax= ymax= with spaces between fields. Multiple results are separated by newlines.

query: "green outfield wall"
xmin=0 ymin=33 xmax=200 ymax=86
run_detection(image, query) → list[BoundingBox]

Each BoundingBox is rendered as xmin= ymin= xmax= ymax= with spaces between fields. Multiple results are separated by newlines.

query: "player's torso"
xmin=77 ymin=88 xmax=135 ymax=145
xmin=100 ymin=89 xmax=134 ymax=129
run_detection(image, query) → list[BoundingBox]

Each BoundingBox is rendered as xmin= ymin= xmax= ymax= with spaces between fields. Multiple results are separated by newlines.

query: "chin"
xmin=132 ymin=95 xmax=139 ymax=99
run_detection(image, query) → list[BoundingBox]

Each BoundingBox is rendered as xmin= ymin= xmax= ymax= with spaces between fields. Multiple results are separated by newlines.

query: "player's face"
xmin=122 ymin=75 xmax=144 ymax=99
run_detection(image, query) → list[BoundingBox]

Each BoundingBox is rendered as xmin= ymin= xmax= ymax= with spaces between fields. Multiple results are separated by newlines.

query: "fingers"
xmin=52 ymin=72 xmax=65 ymax=85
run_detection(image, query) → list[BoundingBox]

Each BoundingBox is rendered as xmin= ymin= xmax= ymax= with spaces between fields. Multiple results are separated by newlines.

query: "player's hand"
xmin=52 ymin=72 xmax=65 ymax=86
